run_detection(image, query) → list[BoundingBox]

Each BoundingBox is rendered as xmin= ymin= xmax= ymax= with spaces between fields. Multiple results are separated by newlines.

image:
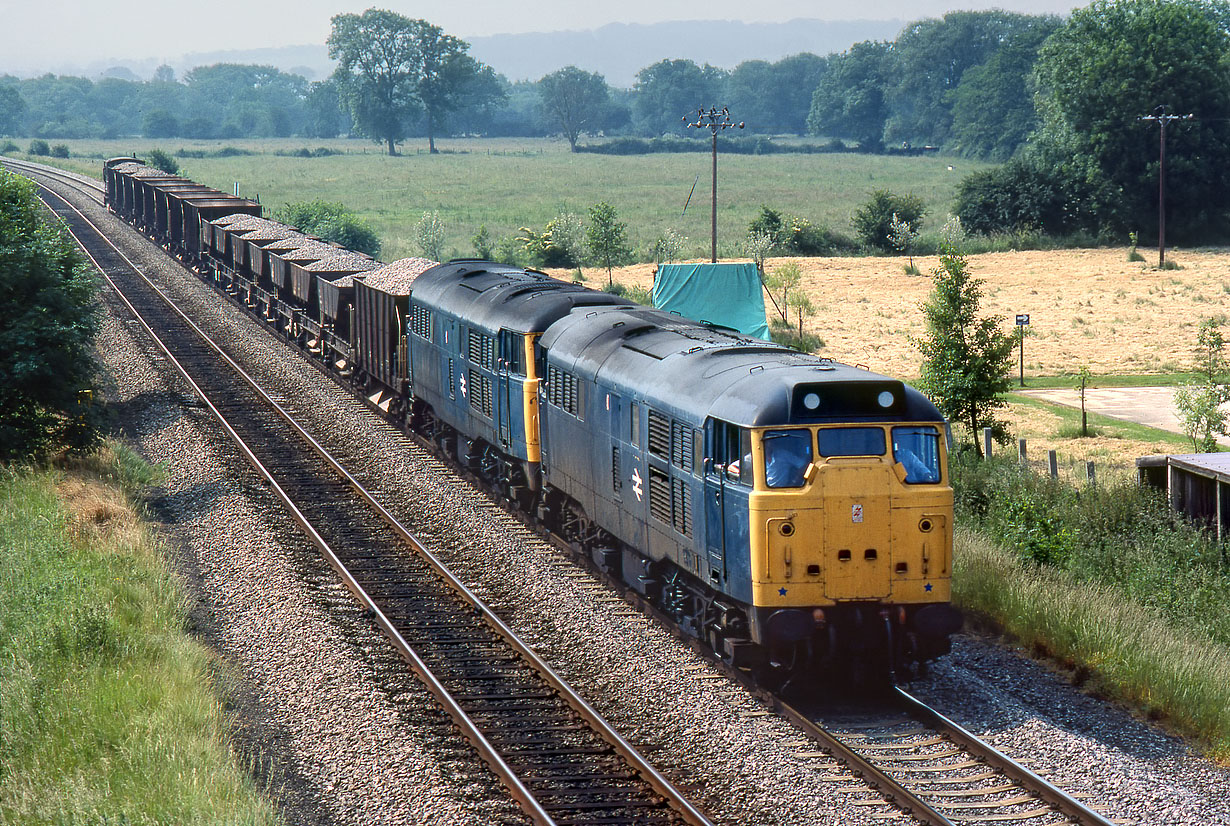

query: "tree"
xmin=0 ymin=170 xmax=100 ymax=461
xmin=144 ymin=148 xmax=178 ymax=174
xmin=948 ymin=18 xmax=1061 ymax=160
xmin=538 ymin=66 xmax=609 ymax=152
xmin=153 ymin=64 xmax=176 ymax=84
xmin=329 ymin=11 xmax=499 ymax=154
xmin=0 ymin=86 xmax=27 ymax=136
xmin=276 ymin=200 xmax=381 ymax=258
xmin=887 ymin=212 xmax=920 ymax=273
xmin=1175 ymin=317 xmax=1230 ymax=450
xmin=853 ymin=190 xmax=925 ymax=251
xmin=413 ymin=25 xmax=503 ymax=153
xmin=633 ymin=60 xmax=726 ymax=136
xmin=142 ymin=109 xmax=179 ymax=138
xmin=806 ymin=41 xmax=891 ymax=150
xmin=1077 ymin=365 xmax=1092 ymax=436
xmin=787 ymin=290 xmax=815 ymax=343
xmin=914 ymin=237 xmax=1015 ymax=454
xmin=885 ymin=11 xmax=1044 ymax=148
xmin=415 ymin=211 xmax=446 ymax=260
xmin=305 ymin=78 xmax=348 ymax=138
xmin=765 ymin=261 xmax=802 ymax=323
xmin=586 ymin=202 xmax=632 ymax=286
xmin=328 ymin=9 xmax=423 ymax=155
xmin=1033 ymin=0 xmax=1230 ymax=242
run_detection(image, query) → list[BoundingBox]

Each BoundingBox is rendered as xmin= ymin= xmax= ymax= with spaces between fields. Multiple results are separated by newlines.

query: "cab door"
xmin=704 ymin=420 xmax=752 ymax=589
xmin=497 ymin=330 xmax=516 ymax=449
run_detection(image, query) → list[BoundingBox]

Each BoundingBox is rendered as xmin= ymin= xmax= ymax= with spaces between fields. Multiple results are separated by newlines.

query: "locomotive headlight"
xmin=919 ymin=518 xmax=934 ymax=533
xmin=877 ymin=390 xmax=895 ymax=408
xmin=802 ymin=392 xmax=821 ymax=411
xmin=779 ymin=521 xmax=795 ymax=537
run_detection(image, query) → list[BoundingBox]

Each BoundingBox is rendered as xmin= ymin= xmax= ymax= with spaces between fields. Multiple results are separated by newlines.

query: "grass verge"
xmin=0 ymin=443 xmax=279 ymax=825
xmin=954 ymin=526 xmax=1230 ymax=762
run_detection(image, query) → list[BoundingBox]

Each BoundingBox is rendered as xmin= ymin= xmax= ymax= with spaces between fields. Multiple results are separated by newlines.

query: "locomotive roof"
xmin=540 ymin=305 xmax=943 ymax=428
xmin=410 ymin=260 xmax=630 ymax=334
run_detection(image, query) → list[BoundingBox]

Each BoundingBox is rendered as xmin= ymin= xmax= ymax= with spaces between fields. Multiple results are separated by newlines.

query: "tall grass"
xmin=0 ymin=445 xmax=278 ymax=825
xmin=33 ymin=137 xmax=987 ymax=263
xmin=953 ymin=455 xmax=1230 ymax=647
xmin=955 ymin=529 xmax=1230 ymax=760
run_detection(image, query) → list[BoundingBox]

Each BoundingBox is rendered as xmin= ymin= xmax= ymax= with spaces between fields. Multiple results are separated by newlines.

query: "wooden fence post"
xmin=1018 ymin=438 xmax=1027 ymax=464
xmin=1087 ymin=461 xmax=1096 ymax=487
xmin=983 ymin=427 xmax=993 ymax=459
xmin=1048 ymin=450 xmax=1058 ymax=479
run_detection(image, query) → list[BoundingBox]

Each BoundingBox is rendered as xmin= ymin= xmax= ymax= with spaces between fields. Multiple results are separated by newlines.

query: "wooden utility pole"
xmin=684 ymin=107 xmax=743 ymax=263
xmin=1138 ymin=106 xmax=1194 ymax=268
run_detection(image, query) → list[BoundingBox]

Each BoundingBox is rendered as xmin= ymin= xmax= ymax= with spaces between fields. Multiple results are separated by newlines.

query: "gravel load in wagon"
xmin=362 ymin=257 xmax=439 ymax=294
xmin=292 ymin=252 xmax=380 ymax=318
xmin=268 ymin=239 xmax=340 ymax=292
xmin=352 ymin=258 xmax=440 ymax=390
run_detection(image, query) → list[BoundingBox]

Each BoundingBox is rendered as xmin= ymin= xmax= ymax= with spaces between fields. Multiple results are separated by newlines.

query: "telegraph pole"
xmin=684 ymin=107 xmax=743 ymax=262
xmin=1138 ymin=106 xmax=1194 ymax=269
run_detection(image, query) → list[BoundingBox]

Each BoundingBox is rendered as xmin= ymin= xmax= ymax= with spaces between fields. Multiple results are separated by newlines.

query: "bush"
xmin=749 ymin=206 xmax=853 ymax=256
xmin=853 ymin=190 xmax=925 ymax=251
xmin=951 ymin=453 xmax=1230 ymax=647
xmin=49 ymin=144 xmax=70 ymax=159
xmin=144 ymin=149 xmax=179 ymax=175
xmin=0 ymin=141 xmax=18 ymax=154
xmin=768 ymin=317 xmax=824 ymax=352
xmin=275 ymin=200 xmax=381 ymax=259
xmin=0 ymin=170 xmax=101 ymax=461
xmin=28 ymin=139 xmax=50 ymax=156
xmin=954 ymin=159 xmax=1098 ymax=237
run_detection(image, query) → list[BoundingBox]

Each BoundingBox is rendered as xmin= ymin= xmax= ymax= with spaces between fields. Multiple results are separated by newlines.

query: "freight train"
xmin=104 ymin=156 xmax=961 ymax=684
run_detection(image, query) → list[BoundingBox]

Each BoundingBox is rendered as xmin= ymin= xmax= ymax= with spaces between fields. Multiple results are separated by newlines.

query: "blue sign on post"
xmin=1016 ymin=314 xmax=1029 ymax=385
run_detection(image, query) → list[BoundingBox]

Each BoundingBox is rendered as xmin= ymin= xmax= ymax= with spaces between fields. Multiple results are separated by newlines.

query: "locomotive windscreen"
xmin=791 ymin=381 xmax=907 ymax=419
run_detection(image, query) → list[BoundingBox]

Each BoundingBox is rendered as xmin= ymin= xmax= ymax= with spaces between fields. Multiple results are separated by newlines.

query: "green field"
xmin=21 ymin=137 xmax=988 ymax=262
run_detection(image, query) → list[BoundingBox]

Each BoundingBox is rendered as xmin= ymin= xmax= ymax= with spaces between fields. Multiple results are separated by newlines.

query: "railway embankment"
xmin=0 ymin=447 xmax=279 ymax=824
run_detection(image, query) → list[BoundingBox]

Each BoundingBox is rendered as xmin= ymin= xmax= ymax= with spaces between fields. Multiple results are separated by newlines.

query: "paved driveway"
xmin=1017 ymin=386 xmax=1227 ymax=446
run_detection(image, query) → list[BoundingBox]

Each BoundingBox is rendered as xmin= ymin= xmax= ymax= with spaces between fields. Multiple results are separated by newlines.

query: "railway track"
xmin=19 ymin=159 xmax=1130 ymax=826
xmin=26 ymin=170 xmax=712 ymax=826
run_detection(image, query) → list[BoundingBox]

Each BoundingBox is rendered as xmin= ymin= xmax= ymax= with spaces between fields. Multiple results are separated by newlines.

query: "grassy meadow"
xmin=17 ymin=136 xmax=986 ymax=262
xmin=0 ymin=445 xmax=279 ymax=825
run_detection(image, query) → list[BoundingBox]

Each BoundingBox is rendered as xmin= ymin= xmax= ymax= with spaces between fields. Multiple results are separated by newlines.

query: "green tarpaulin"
xmin=652 ymin=262 xmax=771 ymax=341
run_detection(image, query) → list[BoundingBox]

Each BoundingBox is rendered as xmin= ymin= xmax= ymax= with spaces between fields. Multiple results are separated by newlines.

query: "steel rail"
xmin=1 ymin=156 xmax=106 ymax=200
xmin=31 ymin=177 xmax=713 ymax=826
xmin=894 ymin=686 xmax=1115 ymax=826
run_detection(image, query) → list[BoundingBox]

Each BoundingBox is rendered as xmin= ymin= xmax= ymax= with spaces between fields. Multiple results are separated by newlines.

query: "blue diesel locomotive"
xmin=104 ymin=158 xmax=961 ymax=682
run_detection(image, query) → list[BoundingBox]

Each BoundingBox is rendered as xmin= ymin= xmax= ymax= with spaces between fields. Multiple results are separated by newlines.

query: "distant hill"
xmin=18 ymin=19 xmax=904 ymax=87
xmin=468 ymin=19 xmax=905 ymax=86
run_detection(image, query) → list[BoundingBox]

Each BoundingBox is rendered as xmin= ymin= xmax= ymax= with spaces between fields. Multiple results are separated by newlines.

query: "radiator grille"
xmin=468 ymin=369 xmax=493 ymax=418
xmin=648 ymin=410 xmax=670 ymax=458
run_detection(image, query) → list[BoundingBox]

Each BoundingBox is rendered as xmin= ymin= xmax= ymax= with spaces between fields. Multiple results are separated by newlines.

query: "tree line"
xmin=0 ymin=7 xmax=1059 ymax=161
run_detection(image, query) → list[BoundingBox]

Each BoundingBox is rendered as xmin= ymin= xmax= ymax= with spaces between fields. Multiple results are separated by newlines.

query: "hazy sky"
xmin=4 ymin=0 xmax=1088 ymax=72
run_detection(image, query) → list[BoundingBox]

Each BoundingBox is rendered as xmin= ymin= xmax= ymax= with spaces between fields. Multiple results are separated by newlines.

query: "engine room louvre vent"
xmin=671 ymin=421 xmax=693 ymax=471
xmin=411 ymin=305 xmax=431 ymax=340
xmin=468 ymin=369 xmax=493 ymax=418
xmin=547 ymin=364 xmax=579 ymax=417
xmin=468 ymin=328 xmax=494 ymax=368
xmin=648 ymin=410 xmax=671 ymax=458
xmin=612 ymin=447 xmax=622 ymax=492
xmin=671 ymin=477 xmax=692 ymax=537
xmin=648 ymin=467 xmax=671 ymax=524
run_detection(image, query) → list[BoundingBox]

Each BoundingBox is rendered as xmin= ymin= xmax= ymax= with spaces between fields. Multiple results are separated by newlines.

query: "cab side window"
xmin=708 ymin=420 xmax=752 ymax=486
